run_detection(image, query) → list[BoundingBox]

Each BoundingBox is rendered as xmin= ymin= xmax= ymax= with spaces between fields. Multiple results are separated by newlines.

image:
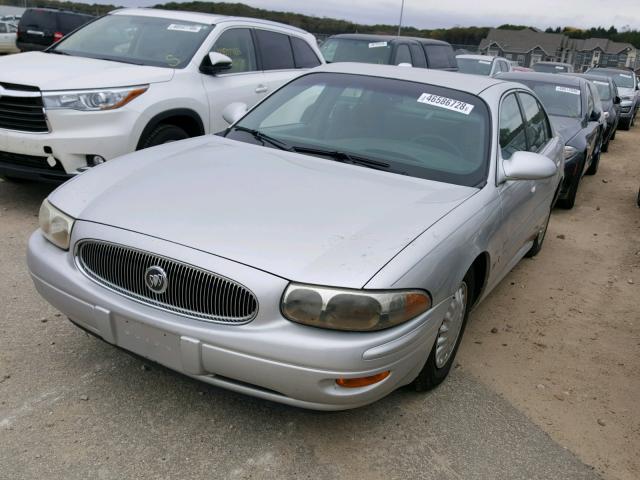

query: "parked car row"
xmin=0 ymin=7 xmax=634 ymax=411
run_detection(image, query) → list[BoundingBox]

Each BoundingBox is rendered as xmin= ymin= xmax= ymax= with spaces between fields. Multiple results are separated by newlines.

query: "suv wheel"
xmin=140 ymin=125 xmax=189 ymax=149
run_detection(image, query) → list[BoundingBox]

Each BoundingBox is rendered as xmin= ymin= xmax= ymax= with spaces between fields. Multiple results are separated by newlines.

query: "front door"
xmin=201 ymin=27 xmax=267 ymax=132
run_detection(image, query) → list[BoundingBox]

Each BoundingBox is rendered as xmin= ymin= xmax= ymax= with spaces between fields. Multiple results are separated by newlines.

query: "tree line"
xmin=2 ymin=0 xmax=640 ymax=48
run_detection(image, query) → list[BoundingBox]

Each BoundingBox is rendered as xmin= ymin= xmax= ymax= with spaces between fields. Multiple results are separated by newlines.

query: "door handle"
xmin=255 ymin=85 xmax=268 ymax=94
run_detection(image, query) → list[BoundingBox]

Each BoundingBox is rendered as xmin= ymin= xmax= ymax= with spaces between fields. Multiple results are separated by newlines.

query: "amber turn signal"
xmin=335 ymin=371 xmax=390 ymax=388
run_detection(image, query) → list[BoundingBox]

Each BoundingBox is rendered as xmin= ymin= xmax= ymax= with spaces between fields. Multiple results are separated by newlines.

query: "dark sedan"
xmin=498 ymin=72 xmax=603 ymax=209
xmin=564 ymin=73 xmax=621 ymax=152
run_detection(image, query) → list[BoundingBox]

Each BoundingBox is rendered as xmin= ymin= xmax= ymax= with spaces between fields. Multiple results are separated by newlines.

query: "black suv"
xmin=320 ymin=34 xmax=458 ymax=71
xmin=17 ymin=8 xmax=93 ymax=52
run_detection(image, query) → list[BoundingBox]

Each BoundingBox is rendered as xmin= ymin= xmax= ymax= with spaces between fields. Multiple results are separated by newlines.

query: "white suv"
xmin=0 ymin=8 xmax=323 ymax=182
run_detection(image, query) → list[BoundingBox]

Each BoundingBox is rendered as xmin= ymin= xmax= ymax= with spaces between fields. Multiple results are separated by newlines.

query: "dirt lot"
xmin=460 ymin=126 xmax=640 ymax=480
xmin=0 ymin=127 xmax=638 ymax=480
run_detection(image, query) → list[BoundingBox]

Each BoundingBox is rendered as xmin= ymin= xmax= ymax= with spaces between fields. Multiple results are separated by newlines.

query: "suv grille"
xmin=0 ymin=83 xmax=48 ymax=133
xmin=76 ymin=240 xmax=259 ymax=324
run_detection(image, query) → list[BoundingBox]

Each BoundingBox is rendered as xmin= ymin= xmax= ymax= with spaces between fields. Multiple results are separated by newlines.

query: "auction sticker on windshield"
xmin=167 ymin=24 xmax=203 ymax=33
xmin=417 ymin=93 xmax=475 ymax=115
xmin=369 ymin=42 xmax=388 ymax=48
xmin=556 ymin=86 xmax=580 ymax=95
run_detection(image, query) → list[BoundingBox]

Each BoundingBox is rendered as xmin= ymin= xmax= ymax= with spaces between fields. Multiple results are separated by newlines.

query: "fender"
xmin=136 ymin=109 xmax=205 ymax=150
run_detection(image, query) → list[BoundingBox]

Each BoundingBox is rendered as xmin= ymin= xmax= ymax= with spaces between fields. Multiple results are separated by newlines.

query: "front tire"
xmin=413 ymin=269 xmax=475 ymax=392
xmin=557 ymin=173 xmax=580 ymax=209
xmin=586 ymin=148 xmax=600 ymax=175
xmin=525 ymin=208 xmax=550 ymax=258
xmin=140 ymin=125 xmax=189 ymax=149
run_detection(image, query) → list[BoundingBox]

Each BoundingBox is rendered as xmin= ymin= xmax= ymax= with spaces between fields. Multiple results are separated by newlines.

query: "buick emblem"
xmin=144 ymin=266 xmax=168 ymax=294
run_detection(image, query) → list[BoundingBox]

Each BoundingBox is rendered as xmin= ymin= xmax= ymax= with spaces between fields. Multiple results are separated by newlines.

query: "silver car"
xmin=28 ymin=63 xmax=563 ymax=410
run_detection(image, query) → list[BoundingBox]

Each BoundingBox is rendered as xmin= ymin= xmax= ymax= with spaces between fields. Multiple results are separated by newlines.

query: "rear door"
xmin=18 ymin=9 xmax=57 ymax=49
xmin=202 ymin=27 xmax=266 ymax=132
xmin=255 ymin=29 xmax=312 ymax=95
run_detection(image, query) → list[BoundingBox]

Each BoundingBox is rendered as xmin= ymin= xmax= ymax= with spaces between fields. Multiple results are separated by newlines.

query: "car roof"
xmin=23 ymin=7 xmax=92 ymax=17
xmin=329 ymin=33 xmax=450 ymax=46
xmin=564 ymin=73 xmax=613 ymax=83
xmin=310 ymin=62 xmax=505 ymax=95
xmin=456 ymin=54 xmax=499 ymax=61
xmin=497 ymin=71 xmax=584 ymax=87
xmin=534 ymin=61 xmax=571 ymax=66
xmin=110 ymin=8 xmax=308 ymax=33
xmin=587 ymin=66 xmax=633 ymax=73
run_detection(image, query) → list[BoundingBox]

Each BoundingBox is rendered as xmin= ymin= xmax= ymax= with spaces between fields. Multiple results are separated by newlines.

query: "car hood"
xmin=49 ymin=136 xmax=477 ymax=288
xmin=0 ymin=52 xmax=173 ymax=90
xmin=549 ymin=115 xmax=582 ymax=143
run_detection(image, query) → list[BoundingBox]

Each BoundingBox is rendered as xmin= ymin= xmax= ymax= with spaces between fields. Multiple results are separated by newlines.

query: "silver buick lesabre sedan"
xmin=28 ymin=64 xmax=563 ymax=410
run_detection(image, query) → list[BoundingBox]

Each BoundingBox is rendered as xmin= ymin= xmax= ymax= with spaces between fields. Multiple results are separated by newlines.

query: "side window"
xmin=424 ymin=45 xmax=455 ymax=69
xmin=519 ymin=93 xmax=550 ymax=152
xmin=588 ymin=83 xmax=602 ymax=115
xmin=501 ymin=61 xmax=511 ymax=72
xmin=395 ymin=44 xmax=412 ymax=65
xmin=0 ymin=23 xmax=6 ymax=34
xmin=409 ymin=44 xmax=426 ymax=67
xmin=499 ymin=93 xmax=527 ymax=159
xmin=290 ymin=36 xmax=321 ymax=68
xmin=255 ymin=29 xmax=295 ymax=70
xmin=587 ymin=87 xmax=594 ymax=118
xmin=211 ymin=28 xmax=257 ymax=74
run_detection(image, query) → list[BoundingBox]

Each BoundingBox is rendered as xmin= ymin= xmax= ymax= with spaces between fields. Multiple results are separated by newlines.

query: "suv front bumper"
xmin=0 ymin=107 xmax=143 ymax=180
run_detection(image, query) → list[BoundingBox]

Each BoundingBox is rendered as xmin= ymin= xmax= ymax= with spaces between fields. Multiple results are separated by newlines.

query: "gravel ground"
xmin=2 ymin=127 xmax=637 ymax=479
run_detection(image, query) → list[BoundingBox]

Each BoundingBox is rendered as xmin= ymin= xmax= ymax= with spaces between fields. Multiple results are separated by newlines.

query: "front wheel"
xmin=586 ymin=148 xmax=600 ymax=175
xmin=413 ymin=270 xmax=475 ymax=392
xmin=557 ymin=174 xmax=580 ymax=209
xmin=140 ymin=125 xmax=189 ymax=149
xmin=525 ymin=208 xmax=550 ymax=258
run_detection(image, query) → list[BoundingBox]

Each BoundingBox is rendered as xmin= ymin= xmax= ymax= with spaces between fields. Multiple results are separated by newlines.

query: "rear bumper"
xmin=16 ymin=41 xmax=48 ymax=52
xmin=27 ymin=224 xmax=445 ymax=410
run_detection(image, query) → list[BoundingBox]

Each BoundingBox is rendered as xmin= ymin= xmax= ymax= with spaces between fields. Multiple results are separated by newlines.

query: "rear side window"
xmin=424 ymin=44 xmax=455 ymax=69
xmin=0 ymin=23 xmax=6 ymax=33
xmin=255 ymin=29 xmax=294 ymax=70
xmin=20 ymin=10 xmax=57 ymax=31
xmin=409 ymin=44 xmax=426 ymax=67
xmin=290 ymin=36 xmax=321 ymax=68
xmin=518 ymin=93 xmax=551 ymax=152
xmin=212 ymin=28 xmax=257 ymax=73
xmin=500 ymin=93 xmax=528 ymax=159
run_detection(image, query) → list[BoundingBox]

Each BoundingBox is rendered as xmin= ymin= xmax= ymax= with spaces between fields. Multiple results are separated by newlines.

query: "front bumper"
xmin=0 ymin=107 xmax=142 ymax=177
xmin=27 ymin=222 xmax=446 ymax=410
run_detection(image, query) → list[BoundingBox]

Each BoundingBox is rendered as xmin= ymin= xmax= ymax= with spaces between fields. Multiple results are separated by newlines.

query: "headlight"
xmin=43 ymin=85 xmax=148 ymax=111
xmin=563 ymin=145 xmax=578 ymax=160
xmin=281 ymin=283 xmax=431 ymax=331
xmin=39 ymin=200 xmax=75 ymax=250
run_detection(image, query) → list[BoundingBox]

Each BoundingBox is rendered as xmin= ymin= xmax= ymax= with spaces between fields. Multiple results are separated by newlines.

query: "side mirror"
xmin=614 ymin=96 xmax=621 ymax=105
xmin=222 ymin=102 xmax=248 ymax=125
xmin=200 ymin=52 xmax=232 ymax=75
xmin=503 ymin=151 xmax=557 ymax=180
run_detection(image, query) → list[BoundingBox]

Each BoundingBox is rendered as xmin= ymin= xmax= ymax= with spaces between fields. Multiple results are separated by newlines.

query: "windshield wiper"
xmin=232 ymin=126 xmax=295 ymax=151
xmin=290 ymin=146 xmax=391 ymax=171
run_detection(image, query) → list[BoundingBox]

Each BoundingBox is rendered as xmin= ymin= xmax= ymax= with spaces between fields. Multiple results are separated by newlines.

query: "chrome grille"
xmin=75 ymin=240 xmax=258 ymax=324
xmin=0 ymin=83 xmax=48 ymax=133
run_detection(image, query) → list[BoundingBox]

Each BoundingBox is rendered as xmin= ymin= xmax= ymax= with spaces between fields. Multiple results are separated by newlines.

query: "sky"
xmin=88 ymin=0 xmax=640 ymax=30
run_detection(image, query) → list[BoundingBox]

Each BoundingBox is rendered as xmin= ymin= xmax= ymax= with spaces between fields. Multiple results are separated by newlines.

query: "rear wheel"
xmin=413 ymin=269 xmax=475 ymax=392
xmin=140 ymin=125 xmax=189 ymax=150
xmin=557 ymin=174 xmax=580 ymax=209
xmin=586 ymin=148 xmax=600 ymax=175
xmin=525 ymin=208 xmax=550 ymax=258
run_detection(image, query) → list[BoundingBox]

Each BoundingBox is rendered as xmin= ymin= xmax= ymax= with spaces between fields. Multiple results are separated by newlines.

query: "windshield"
xmin=456 ymin=58 xmax=492 ymax=76
xmin=590 ymin=79 xmax=612 ymax=101
xmin=320 ymin=38 xmax=392 ymax=64
xmin=532 ymin=63 xmax=570 ymax=73
xmin=590 ymin=70 xmax=635 ymax=89
xmin=226 ymin=72 xmax=490 ymax=187
xmin=516 ymin=80 xmax=582 ymax=118
xmin=52 ymin=14 xmax=212 ymax=68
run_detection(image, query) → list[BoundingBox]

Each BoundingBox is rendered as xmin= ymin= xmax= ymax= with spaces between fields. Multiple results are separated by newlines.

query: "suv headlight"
xmin=39 ymin=200 xmax=75 ymax=250
xmin=281 ymin=283 xmax=431 ymax=332
xmin=563 ymin=145 xmax=578 ymax=160
xmin=43 ymin=85 xmax=148 ymax=111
